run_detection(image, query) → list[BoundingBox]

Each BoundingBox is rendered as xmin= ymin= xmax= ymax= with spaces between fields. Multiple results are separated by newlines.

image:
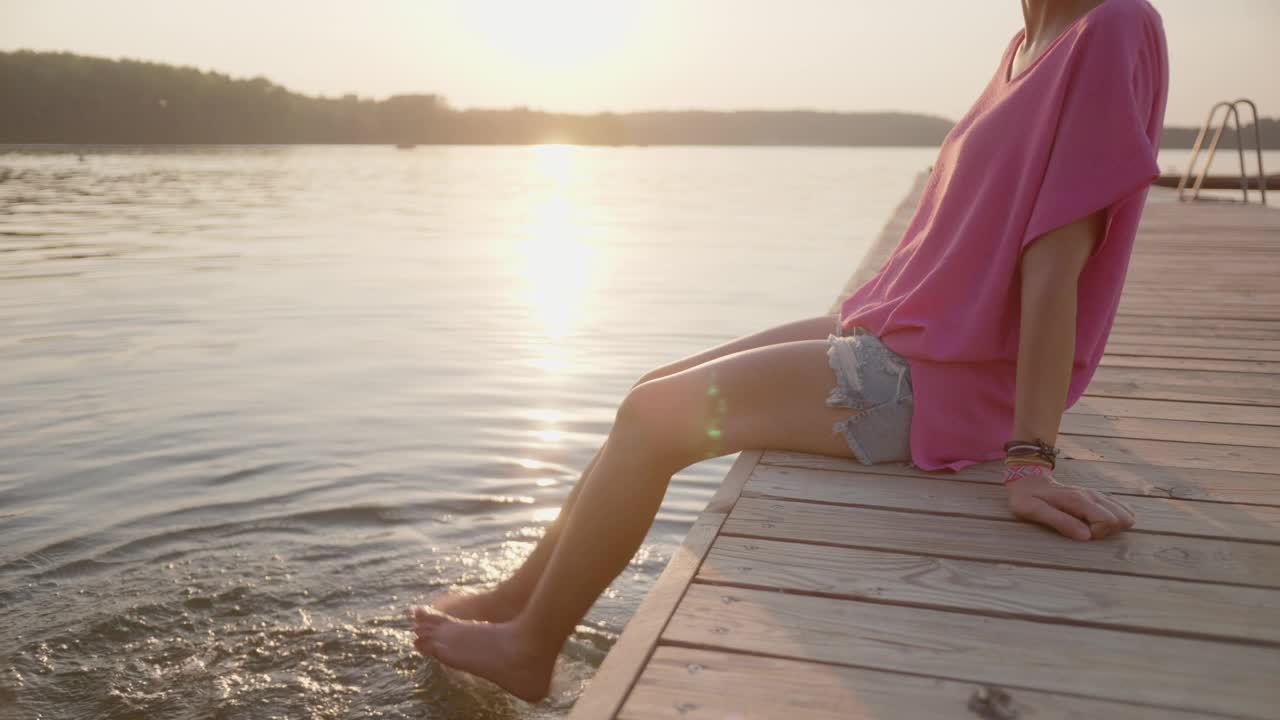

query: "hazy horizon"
xmin=3 ymin=0 xmax=1278 ymax=128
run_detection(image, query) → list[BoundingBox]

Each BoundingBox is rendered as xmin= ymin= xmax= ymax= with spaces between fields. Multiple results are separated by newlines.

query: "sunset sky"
xmin=2 ymin=0 xmax=1277 ymax=126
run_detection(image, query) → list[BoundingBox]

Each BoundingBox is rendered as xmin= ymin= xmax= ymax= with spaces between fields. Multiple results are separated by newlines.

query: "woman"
xmin=413 ymin=0 xmax=1168 ymax=701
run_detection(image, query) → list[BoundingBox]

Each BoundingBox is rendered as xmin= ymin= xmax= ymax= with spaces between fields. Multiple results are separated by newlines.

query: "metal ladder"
xmin=1177 ymin=98 xmax=1268 ymax=206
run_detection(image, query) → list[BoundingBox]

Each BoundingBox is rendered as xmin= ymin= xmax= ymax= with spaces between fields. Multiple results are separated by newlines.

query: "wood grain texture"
xmin=620 ymin=647 xmax=1228 ymax=720
xmin=699 ymin=535 xmax=1280 ymax=644
xmin=1099 ymin=354 xmax=1280 ymax=374
xmin=1105 ymin=331 xmax=1280 ymax=352
xmin=1058 ymin=412 xmax=1280 ymax=447
xmin=1085 ymin=365 xmax=1280 ymax=405
xmin=1069 ymin=395 xmax=1280 ymax=426
xmin=662 ymin=584 xmax=1280 ymax=719
xmin=703 ymin=449 xmax=762 ymax=515
xmin=1109 ymin=315 xmax=1280 ymax=338
xmin=723 ymin=496 xmax=1280 ymax=587
xmin=741 ymin=463 xmax=1280 ymax=543
xmin=1103 ymin=341 xmax=1280 ymax=363
xmin=1055 ymin=434 xmax=1280 ymax=474
xmin=566 ymin=450 xmax=762 ymax=720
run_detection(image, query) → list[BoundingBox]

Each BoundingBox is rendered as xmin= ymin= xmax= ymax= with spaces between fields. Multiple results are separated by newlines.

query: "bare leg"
xmin=414 ymin=338 xmax=856 ymax=700
xmin=425 ymin=315 xmax=837 ymax=621
xmin=427 ymin=444 xmax=601 ymax=621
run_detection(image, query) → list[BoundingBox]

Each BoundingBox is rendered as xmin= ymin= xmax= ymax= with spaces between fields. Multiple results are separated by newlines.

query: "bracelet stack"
xmin=1003 ymin=438 xmax=1060 ymax=469
xmin=1002 ymin=439 xmax=1059 ymax=486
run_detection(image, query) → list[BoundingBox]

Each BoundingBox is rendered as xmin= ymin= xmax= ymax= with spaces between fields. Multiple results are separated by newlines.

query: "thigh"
xmin=635 ymin=338 xmax=858 ymax=461
xmin=639 ymin=315 xmax=837 ymax=385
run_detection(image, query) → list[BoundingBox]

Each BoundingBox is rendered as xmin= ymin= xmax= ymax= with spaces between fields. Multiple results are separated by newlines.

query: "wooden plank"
xmin=1086 ymin=366 xmax=1280 ymax=406
xmin=1109 ymin=316 xmax=1280 ymax=337
xmin=1055 ymin=433 xmax=1280 ymax=474
xmin=1120 ymin=292 xmax=1280 ymax=308
xmin=1060 ymin=412 xmax=1280 ymax=447
xmin=1128 ymin=261 xmax=1280 ymax=273
xmin=1128 ymin=248 xmax=1280 ymax=257
xmin=1116 ymin=307 xmax=1280 ymax=319
xmin=1111 ymin=305 xmax=1280 ymax=321
xmin=702 ymin=450 xmax=762 ymax=515
xmin=1123 ymin=278 xmax=1279 ymax=292
xmin=1069 ymin=395 xmax=1280 ymax=426
xmin=1100 ymin=354 xmax=1280 ymax=374
xmin=1105 ymin=332 xmax=1280 ymax=353
xmin=566 ymin=450 xmax=762 ymax=720
xmin=1131 ymin=247 xmax=1278 ymax=255
xmin=1126 ymin=269 xmax=1280 ymax=280
xmin=742 ymin=464 xmax=1280 ymax=543
xmin=620 ymin=646 xmax=1226 ymax=720
xmin=662 ymin=585 xmax=1280 ymax=719
xmin=759 ymin=450 xmax=1280 ymax=506
xmin=723 ymin=496 xmax=1280 ymax=587
xmin=1103 ymin=342 xmax=1280 ymax=363
xmin=1125 ymin=270 xmax=1280 ymax=282
xmin=700 ymin=535 xmax=1280 ymax=644
xmin=1122 ymin=278 xmax=1280 ymax=291
xmin=1126 ymin=252 xmax=1279 ymax=261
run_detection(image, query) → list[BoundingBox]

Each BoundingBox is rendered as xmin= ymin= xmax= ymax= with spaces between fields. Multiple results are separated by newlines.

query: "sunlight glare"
xmin=535 ymin=429 xmax=564 ymax=444
xmin=532 ymin=507 xmax=561 ymax=523
xmin=515 ymin=147 xmax=600 ymax=353
xmin=528 ymin=408 xmax=564 ymax=424
xmin=535 ymin=144 xmax=577 ymax=182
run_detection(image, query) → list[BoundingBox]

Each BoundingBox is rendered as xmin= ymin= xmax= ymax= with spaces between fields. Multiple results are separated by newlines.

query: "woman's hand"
xmin=1005 ymin=469 xmax=1136 ymax=541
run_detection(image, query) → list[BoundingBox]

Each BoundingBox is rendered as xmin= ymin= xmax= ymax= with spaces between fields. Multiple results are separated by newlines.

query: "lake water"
xmin=0 ymin=144 xmax=938 ymax=719
xmin=2 ymin=143 xmax=1274 ymax=719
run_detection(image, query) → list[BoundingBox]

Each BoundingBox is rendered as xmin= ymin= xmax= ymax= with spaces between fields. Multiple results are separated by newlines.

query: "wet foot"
xmin=412 ymin=611 xmax=557 ymax=703
xmin=420 ymin=586 xmax=524 ymax=623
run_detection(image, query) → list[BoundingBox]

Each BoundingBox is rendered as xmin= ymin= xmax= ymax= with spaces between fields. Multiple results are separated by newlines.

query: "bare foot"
xmin=421 ymin=586 xmax=524 ymax=623
xmin=412 ymin=612 xmax=557 ymax=703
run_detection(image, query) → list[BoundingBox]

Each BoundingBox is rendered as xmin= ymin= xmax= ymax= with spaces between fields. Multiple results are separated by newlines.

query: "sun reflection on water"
xmin=516 ymin=145 xmax=601 ymax=367
xmin=532 ymin=506 xmax=561 ymax=523
xmin=535 ymin=428 xmax=565 ymax=444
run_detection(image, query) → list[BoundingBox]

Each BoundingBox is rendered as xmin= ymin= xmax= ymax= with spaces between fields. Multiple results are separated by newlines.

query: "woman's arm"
xmin=1006 ymin=212 xmax=1136 ymax=541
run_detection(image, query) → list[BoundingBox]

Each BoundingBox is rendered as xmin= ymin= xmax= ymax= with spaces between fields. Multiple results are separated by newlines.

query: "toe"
xmin=414 ymin=635 xmax=433 ymax=657
xmin=414 ymin=605 xmax=449 ymax=626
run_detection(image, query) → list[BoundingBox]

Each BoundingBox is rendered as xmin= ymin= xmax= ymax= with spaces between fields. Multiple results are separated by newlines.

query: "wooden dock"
xmin=568 ymin=176 xmax=1280 ymax=720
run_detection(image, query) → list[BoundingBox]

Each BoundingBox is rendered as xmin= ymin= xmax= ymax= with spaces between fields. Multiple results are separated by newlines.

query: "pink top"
xmin=838 ymin=0 xmax=1169 ymax=471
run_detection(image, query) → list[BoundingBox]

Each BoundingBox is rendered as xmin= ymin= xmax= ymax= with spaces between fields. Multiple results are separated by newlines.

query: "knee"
xmin=632 ymin=364 xmax=671 ymax=389
xmin=615 ymin=379 xmax=705 ymax=465
xmin=616 ymin=380 xmax=668 ymax=432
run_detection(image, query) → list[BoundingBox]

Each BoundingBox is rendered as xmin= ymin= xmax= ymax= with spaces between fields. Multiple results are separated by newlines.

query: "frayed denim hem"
xmin=825 ymin=329 xmax=914 ymax=465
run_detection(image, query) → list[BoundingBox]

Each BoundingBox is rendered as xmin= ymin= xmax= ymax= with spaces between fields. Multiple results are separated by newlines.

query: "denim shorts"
xmin=826 ymin=320 xmax=914 ymax=464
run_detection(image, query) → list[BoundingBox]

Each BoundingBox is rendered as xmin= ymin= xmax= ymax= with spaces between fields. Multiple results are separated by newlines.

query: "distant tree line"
xmin=1 ymin=50 xmax=1276 ymax=149
xmin=1160 ymin=120 xmax=1278 ymax=152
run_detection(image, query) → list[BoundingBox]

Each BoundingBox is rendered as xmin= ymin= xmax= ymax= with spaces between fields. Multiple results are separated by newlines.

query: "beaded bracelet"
xmin=1003 ymin=463 xmax=1052 ymax=485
